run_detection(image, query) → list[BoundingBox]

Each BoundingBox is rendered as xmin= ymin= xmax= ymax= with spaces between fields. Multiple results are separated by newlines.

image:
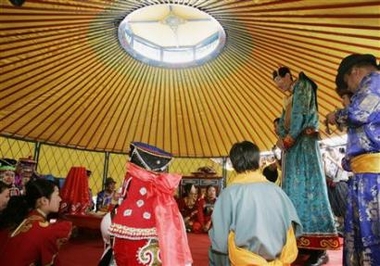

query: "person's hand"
xmin=99 ymin=206 xmax=108 ymax=213
xmin=203 ymin=221 xmax=211 ymax=232
xmin=326 ymin=111 xmax=337 ymax=125
xmin=282 ymin=135 xmax=295 ymax=150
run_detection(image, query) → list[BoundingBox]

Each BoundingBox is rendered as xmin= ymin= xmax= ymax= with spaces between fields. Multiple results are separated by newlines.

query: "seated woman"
xmin=197 ymin=185 xmax=217 ymax=233
xmin=177 ymin=183 xmax=201 ymax=232
xmin=0 ymin=179 xmax=72 ymax=266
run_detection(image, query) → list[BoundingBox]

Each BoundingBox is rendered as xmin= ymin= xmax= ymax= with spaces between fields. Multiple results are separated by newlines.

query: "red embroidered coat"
xmin=109 ymin=163 xmax=193 ymax=266
xmin=0 ymin=210 xmax=72 ymax=266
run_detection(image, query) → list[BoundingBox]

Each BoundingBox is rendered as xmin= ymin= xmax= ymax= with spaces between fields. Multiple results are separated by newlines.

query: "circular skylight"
xmin=118 ymin=4 xmax=226 ymax=68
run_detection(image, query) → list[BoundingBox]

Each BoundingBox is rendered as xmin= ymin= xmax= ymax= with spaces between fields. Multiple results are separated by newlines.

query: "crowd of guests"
xmin=176 ymin=183 xmax=218 ymax=233
xmin=0 ymin=52 xmax=378 ymax=266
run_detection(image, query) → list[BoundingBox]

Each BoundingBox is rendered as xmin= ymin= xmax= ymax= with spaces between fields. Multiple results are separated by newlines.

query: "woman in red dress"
xmin=177 ymin=183 xmax=201 ymax=232
xmin=0 ymin=179 xmax=72 ymax=266
xmin=197 ymin=185 xmax=217 ymax=233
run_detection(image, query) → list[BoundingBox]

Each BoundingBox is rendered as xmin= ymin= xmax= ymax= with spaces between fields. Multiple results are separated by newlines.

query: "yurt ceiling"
xmin=1 ymin=0 xmax=379 ymax=158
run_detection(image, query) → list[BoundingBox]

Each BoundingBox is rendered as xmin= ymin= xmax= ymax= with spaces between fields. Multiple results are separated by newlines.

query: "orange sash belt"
xmin=228 ymin=226 xmax=298 ymax=266
xmin=350 ymin=153 xmax=380 ymax=174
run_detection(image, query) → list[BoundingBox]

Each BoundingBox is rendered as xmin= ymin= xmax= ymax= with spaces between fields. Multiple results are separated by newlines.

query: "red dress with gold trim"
xmin=197 ymin=197 xmax=216 ymax=232
xmin=0 ymin=210 xmax=72 ymax=266
xmin=177 ymin=197 xmax=202 ymax=233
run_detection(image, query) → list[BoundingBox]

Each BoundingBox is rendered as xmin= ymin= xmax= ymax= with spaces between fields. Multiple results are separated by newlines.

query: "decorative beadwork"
xmin=143 ymin=212 xmax=151 ymax=219
xmin=140 ymin=187 xmax=147 ymax=196
xmin=109 ymin=224 xmax=157 ymax=240
xmin=136 ymin=200 xmax=144 ymax=207
xmin=123 ymin=209 xmax=132 ymax=216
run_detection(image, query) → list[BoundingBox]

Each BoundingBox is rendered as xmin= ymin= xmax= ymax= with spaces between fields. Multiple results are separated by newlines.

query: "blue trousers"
xmin=343 ymin=173 xmax=380 ymax=266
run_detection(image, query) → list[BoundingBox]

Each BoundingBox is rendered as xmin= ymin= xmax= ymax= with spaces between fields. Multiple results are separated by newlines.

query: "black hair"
xmin=272 ymin=66 xmax=291 ymax=80
xmin=204 ymin=185 xmax=217 ymax=197
xmin=0 ymin=181 xmax=10 ymax=193
xmin=183 ymin=183 xmax=195 ymax=197
xmin=105 ymin=177 xmax=116 ymax=187
xmin=229 ymin=141 xmax=261 ymax=173
xmin=0 ymin=196 xmax=28 ymax=230
xmin=263 ymin=165 xmax=278 ymax=183
xmin=0 ymin=179 xmax=57 ymax=230
xmin=25 ymin=179 xmax=56 ymax=209
xmin=205 ymin=185 xmax=215 ymax=193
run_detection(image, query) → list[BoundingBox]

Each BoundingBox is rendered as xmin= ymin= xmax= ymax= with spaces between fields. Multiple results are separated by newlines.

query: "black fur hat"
xmin=335 ymin=53 xmax=377 ymax=88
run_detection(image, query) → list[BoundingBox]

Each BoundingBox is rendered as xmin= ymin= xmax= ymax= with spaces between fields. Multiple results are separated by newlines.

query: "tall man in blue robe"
xmin=272 ymin=66 xmax=340 ymax=265
xmin=326 ymin=53 xmax=380 ymax=266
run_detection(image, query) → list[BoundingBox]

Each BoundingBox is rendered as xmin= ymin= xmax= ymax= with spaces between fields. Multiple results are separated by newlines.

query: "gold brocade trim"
xmin=11 ymin=219 xmax=29 ymax=237
xmin=46 ymin=253 xmax=57 ymax=266
xmin=11 ymin=215 xmax=44 ymax=237
xmin=320 ymin=238 xmax=340 ymax=249
xmin=297 ymin=235 xmax=341 ymax=250
xmin=109 ymin=224 xmax=157 ymax=240
xmin=137 ymin=239 xmax=161 ymax=266
xmin=351 ymin=153 xmax=380 ymax=173
xmin=28 ymin=214 xmax=46 ymax=222
xmin=11 ymin=215 xmax=46 ymax=237
xmin=297 ymin=237 xmax=310 ymax=247
xmin=39 ymin=221 xmax=49 ymax=227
